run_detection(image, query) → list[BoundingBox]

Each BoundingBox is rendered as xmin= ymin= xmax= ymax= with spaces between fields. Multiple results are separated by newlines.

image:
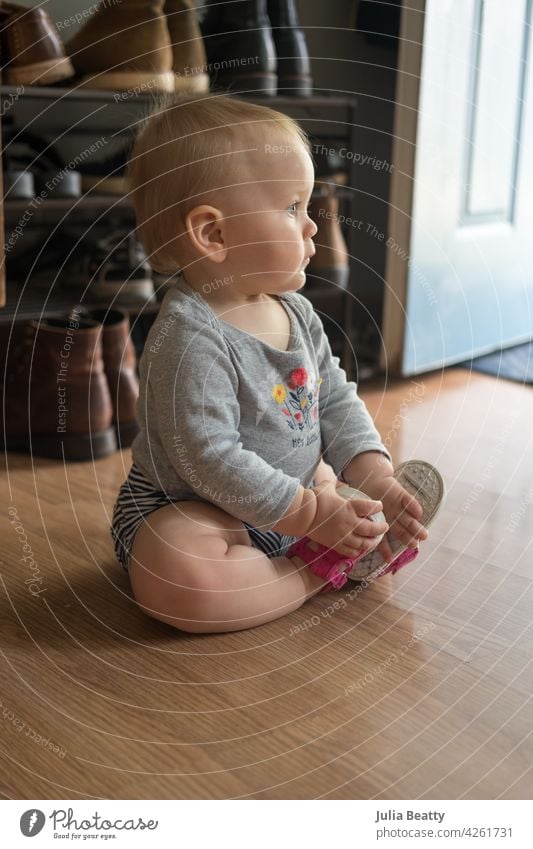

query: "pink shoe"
xmin=287 ymin=536 xmax=367 ymax=593
xmin=287 ymin=483 xmax=387 ymax=592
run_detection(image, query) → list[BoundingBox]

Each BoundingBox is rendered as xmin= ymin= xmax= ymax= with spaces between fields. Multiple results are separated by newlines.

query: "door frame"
xmin=380 ymin=0 xmax=426 ymax=374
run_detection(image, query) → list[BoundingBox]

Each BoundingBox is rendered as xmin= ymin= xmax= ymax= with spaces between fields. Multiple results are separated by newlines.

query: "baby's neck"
xmin=183 ymin=270 xmax=271 ymax=311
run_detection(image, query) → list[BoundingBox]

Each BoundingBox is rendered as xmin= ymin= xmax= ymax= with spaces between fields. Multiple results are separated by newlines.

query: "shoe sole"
xmin=62 ymin=278 xmax=156 ymax=307
xmin=81 ymin=175 xmax=127 ymax=196
xmin=174 ymin=72 xmax=209 ymax=93
xmin=90 ymin=281 xmax=156 ymax=307
xmin=277 ymin=75 xmax=313 ymax=97
xmin=2 ymin=427 xmax=117 ymax=462
xmin=213 ymin=72 xmax=277 ymax=96
xmin=115 ymin=419 xmax=139 ymax=450
xmin=5 ymin=56 xmax=74 ymax=86
xmin=346 ymin=459 xmax=445 ymax=581
xmin=76 ymin=70 xmax=175 ymax=92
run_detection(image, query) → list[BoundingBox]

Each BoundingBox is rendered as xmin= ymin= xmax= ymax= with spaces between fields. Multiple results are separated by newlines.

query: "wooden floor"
xmin=1 ymin=368 xmax=532 ymax=800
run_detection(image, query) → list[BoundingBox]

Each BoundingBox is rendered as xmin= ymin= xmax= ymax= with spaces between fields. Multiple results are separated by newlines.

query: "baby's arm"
xmin=301 ymin=297 xmax=426 ymax=555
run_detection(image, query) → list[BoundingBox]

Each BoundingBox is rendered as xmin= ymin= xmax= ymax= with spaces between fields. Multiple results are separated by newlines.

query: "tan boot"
xmin=164 ymin=0 xmax=209 ymax=92
xmin=66 ymin=0 xmax=174 ymax=92
xmin=307 ymin=183 xmax=350 ymax=290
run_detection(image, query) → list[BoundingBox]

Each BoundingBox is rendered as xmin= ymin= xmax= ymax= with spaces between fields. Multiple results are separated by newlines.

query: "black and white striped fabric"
xmin=111 ymin=463 xmax=298 ymax=571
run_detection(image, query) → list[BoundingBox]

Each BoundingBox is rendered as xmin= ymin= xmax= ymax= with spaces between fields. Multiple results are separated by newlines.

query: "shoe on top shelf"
xmin=164 ymin=0 xmax=209 ymax=92
xmin=267 ymin=0 xmax=312 ymax=97
xmin=0 ymin=2 xmax=75 ymax=86
xmin=66 ymin=0 xmax=174 ymax=92
xmin=201 ymin=0 xmax=277 ymax=95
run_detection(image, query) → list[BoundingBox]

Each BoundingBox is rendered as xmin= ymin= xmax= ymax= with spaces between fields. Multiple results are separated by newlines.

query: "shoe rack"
xmin=0 ymin=84 xmax=370 ymax=380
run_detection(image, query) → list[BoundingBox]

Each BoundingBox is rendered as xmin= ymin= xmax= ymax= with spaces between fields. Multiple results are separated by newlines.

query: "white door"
xmin=381 ymin=0 xmax=533 ymax=375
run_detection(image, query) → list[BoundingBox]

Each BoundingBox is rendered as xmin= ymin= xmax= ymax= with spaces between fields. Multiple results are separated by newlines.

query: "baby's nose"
xmin=305 ymin=217 xmax=318 ymax=239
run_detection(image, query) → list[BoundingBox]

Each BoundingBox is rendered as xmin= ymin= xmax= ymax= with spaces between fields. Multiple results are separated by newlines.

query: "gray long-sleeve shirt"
xmin=132 ymin=274 xmax=391 ymax=531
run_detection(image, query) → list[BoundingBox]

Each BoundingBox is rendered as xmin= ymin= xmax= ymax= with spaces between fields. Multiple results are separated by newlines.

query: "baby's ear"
xmin=185 ymin=205 xmax=226 ymax=263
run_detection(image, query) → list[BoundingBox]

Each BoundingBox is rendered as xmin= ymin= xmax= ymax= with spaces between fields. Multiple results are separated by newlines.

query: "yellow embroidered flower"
xmin=272 ymin=384 xmax=286 ymax=403
xmin=300 ymin=397 xmax=309 ymax=408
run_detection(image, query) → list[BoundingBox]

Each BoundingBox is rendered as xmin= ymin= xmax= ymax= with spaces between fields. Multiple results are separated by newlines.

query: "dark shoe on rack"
xmin=3 ymin=169 xmax=34 ymax=200
xmin=78 ymin=140 xmax=130 ymax=195
xmin=3 ymin=130 xmax=82 ymax=200
xmin=61 ymin=227 xmax=155 ymax=308
xmin=1 ymin=312 xmax=117 ymax=461
xmin=201 ymin=0 xmax=277 ymax=95
xmin=164 ymin=0 xmax=209 ymax=92
xmin=82 ymin=307 xmax=140 ymax=448
xmin=306 ymin=184 xmax=350 ymax=291
xmin=267 ymin=0 xmax=312 ymax=96
xmin=0 ymin=2 xmax=75 ymax=85
xmin=66 ymin=0 xmax=174 ymax=92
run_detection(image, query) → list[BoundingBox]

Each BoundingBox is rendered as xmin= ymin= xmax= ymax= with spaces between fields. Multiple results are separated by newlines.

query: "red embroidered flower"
xmin=291 ymin=367 xmax=308 ymax=387
xmin=294 ymin=411 xmax=303 ymax=422
xmin=311 ymin=406 xmax=318 ymax=421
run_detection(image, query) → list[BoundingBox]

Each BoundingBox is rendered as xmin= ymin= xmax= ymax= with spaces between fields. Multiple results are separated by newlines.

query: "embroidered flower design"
xmin=272 ymin=384 xmax=287 ymax=404
xmin=271 ymin=365 xmax=322 ymax=432
xmin=291 ymin=367 xmax=308 ymax=387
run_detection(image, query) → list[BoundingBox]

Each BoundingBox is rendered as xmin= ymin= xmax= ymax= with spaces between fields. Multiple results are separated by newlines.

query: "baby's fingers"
xmin=353 ymin=515 xmax=389 ymax=538
xmin=401 ymin=490 xmax=424 ymax=521
xmin=397 ymin=510 xmax=428 ymax=543
xmin=391 ymin=516 xmax=425 ymax=549
xmin=377 ymin=535 xmax=395 ymax=564
xmin=350 ymin=498 xmax=384 ymax=518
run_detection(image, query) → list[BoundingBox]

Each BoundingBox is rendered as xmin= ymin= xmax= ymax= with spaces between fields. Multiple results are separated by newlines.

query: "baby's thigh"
xmin=128 ymin=500 xmax=252 ymax=624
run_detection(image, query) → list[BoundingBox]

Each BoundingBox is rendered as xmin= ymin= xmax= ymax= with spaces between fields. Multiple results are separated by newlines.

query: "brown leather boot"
xmin=164 ymin=0 xmax=209 ymax=92
xmin=0 ymin=2 xmax=75 ymax=85
xmin=2 ymin=312 xmax=117 ymax=461
xmin=84 ymin=308 xmax=140 ymax=449
xmin=66 ymin=0 xmax=174 ymax=92
xmin=307 ymin=184 xmax=350 ymax=291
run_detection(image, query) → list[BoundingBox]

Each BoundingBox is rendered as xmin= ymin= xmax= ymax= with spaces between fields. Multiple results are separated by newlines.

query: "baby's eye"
xmin=288 ymin=202 xmax=299 ymax=215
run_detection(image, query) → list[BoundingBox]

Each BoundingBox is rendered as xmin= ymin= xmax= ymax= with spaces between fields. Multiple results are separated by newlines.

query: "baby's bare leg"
xmin=129 ymin=500 xmax=325 ymax=634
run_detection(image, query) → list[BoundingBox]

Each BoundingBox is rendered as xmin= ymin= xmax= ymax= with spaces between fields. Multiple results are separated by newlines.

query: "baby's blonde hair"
xmin=127 ymin=93 xmax=311 ymax=274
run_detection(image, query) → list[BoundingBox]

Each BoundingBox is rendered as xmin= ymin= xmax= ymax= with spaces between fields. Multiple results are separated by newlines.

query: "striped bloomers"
xmin=111 ymin=463 xmax=298 ymax=571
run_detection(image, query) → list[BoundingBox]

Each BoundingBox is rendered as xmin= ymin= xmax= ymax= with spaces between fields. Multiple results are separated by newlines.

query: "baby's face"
xmin=220 ymin=137 xmax=318 ymax=296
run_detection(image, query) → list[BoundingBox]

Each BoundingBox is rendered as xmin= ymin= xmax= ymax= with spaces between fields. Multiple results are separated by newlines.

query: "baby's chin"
xmin=280 ymin=270 xmax=308 ymax=293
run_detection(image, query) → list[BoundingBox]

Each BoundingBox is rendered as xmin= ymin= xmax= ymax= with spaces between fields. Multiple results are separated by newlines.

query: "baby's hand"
xmin=357 ymin=475 xmax=428 ymax=563
xmin=308 ymin=480 xmax=389 ymax=557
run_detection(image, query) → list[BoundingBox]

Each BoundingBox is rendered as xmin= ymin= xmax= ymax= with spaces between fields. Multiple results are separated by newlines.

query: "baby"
xmin=111 ymin=94 xmax=433 ymax=634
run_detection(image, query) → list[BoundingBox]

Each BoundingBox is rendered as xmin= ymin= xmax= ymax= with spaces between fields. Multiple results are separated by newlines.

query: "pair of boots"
xmin=201 ymin=0 xmax=312 ymax=96
xmin=66 ymin=0 xmax=208 ymax=93
xmin=2 ymin=308 xmax=139 ymax=462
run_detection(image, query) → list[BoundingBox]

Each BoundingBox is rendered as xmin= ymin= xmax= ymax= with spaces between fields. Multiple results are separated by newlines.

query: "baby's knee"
xmin=128 ymin=542 xmax=230 ymax=633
